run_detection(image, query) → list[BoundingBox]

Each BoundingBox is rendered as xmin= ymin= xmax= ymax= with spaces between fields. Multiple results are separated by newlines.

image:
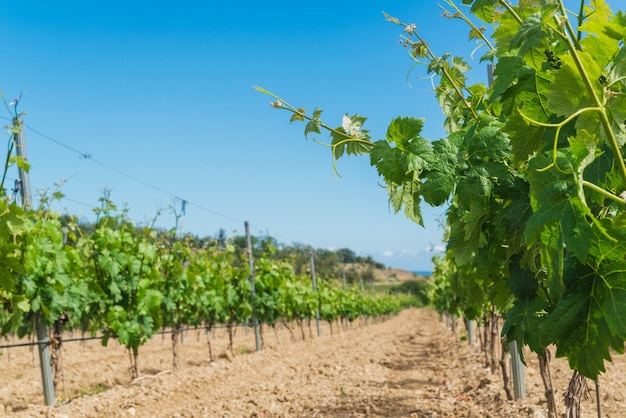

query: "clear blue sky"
xmin=1 ymin=1 xmax=619 ymax=272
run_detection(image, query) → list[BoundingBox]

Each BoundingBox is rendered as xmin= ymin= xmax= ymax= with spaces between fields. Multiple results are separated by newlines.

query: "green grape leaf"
xmin=462 ymin=201 xmax=488 ymax=241
xmin=385 ymin=116 xmax=425 ymax=149
xmin=451 ymin=56 xmax=471 ymax=74
xmin=370 ymin=140 xmax=406 ymax=185
xmin=370 ymin=116 xmax=445 ymax=223
xmin=446 ymin=205 xmax=484 ymax=267
xmin=456 ymin=116 xmax=512 ymax=208
xmin=422 ymin=170 xmax=455 ymax=206
xmin=541 ymin=254 xmax=626 ymax=379
xmin=387 ymin=181 xmax=423 ymax=225
xmin=290 ymin=112 xmax=305 ymax=123
xmin=569 ymin=130 xmax=599 ymax=178
xmin=457 ymin=173 xmax=492 ymax=209
xmin=493 ymin=176 xmax=532 ymax=238
xmin=0 ymin=251 xmax=22 ymax=291
xmin=599 ymin=261 xmax=626 ymax=341
xmin=15 ymin=295 xmax=31 ymax=313
xmin=525 ymin=152 xmax=603 ymax=262
xmin=608 ymin=47 xmax=626 ymax=81
xmin=579 ymin=0 xmax=623 ymax=67
xmin=543 ymin=292 xmax=612 ymax=379
xmin=464 ymin=115 xmax=510 ymax=162
xmin=500 ymin=65 xmax=553 ymax=162
xmin=502 ymin=297 xmax=550 ymax=356
xmin=304 ymin=119 xmax=321 ymax=139
xmin=606 ymin=93 xmax=626 ymax=147
xmin=464 ymin=0 xmax=499 ymax=23
xmin=539 ymin=225 xmax=565 ymax=302
xmin=547 ymin=53 xmax=600 ymax=117
xmin=518 ymin=0 xmax=543 ymax=7
xmin=14 ymin=156 xmax=31 ymax=172
xmin=505 ymin=112 xmax=546 ymax=163
xmin=506 ymin=258 xmax=538 ymax=300
xmin=491 ymin=6 xmax=522 ymax=55
xmin=509 ymin=13 xmax=550 ymax=70
xmin=583 ymin=144 xmax=613 ymax=205
xmin=424 ymin=136 xmax=459 ymax=203
xmin=491 ymin=55 xmax=533 ymax=100
xmin=330 ymin=114 xmax=372 ymax=159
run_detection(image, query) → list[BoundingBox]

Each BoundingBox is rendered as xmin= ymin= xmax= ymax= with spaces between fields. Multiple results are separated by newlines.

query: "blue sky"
xmin=1 ymin=1 xmax=618 ymax=272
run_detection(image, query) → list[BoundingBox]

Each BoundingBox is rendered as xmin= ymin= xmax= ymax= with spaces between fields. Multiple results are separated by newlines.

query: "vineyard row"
xmin=0 ymin=186 xmax=419 ymax=405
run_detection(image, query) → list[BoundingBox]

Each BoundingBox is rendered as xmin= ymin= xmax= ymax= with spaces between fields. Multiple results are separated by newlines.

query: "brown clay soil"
xmin=1 ymin=307 xmax=626 ymax=418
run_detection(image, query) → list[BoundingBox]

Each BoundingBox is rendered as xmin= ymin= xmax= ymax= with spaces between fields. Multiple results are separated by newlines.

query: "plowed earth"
xmin=1 ymin=308 xmax=625 ymax=418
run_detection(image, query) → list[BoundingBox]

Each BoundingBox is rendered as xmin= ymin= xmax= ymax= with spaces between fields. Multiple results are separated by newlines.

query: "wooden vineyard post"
xmin=595 ymin=379 xmax=602 ymax=418
xmin=467 ymin=319 xmax=475 ymax=346
xmin=14 ymin=117 xmax=55 ymax=406
xmin=245 ymin=221 xmax=262 ymax=351
xmin=310 ymin=253 xmax=321 ymax=337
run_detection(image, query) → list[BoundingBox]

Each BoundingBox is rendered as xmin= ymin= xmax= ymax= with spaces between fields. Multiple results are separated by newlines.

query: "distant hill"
xmin=373 ymin=267 xmax=430 ymax=284
xmin=341 ymin=263 xmax=430 ymax=286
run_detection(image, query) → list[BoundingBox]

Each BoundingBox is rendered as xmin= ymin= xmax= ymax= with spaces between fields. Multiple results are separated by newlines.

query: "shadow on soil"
xmin=305 ymin=333 xmax=444 ymax=417
xmin=307 ymin=393 xmax=437 ymax=418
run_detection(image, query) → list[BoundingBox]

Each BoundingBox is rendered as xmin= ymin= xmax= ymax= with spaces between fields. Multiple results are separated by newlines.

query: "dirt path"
xmin=2 ymin=308 xmax=625 ymax=417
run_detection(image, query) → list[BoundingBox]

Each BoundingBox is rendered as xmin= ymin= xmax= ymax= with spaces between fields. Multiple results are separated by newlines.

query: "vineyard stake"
xmin=510 ymin=340 xmax=526 ymax=399
xmin=36 ymin=318 xmax=55 ymax=406
xmin=360 ymin=277 xmax=368 ymax=326
xmin=595 ymin=378 xmax=602 ymax=418
xmin=310 ymin=253 xmax=322 ymax=337
xmin=14 ymin=117 xmax=56 ymax=406
xmin=245 ymin=221 xmax=262 ymax=351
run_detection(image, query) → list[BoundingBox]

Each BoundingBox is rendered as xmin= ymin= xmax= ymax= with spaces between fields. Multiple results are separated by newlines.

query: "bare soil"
xmin=1 ymin=308 xmax=625 ymax=418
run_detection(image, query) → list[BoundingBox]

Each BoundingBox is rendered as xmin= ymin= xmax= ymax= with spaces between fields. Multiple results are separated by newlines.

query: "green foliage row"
xmin=0 ymin=103 xmax=416 ymax=366
xmin=0 ymin=188 xmax=417 ymax=361
xmin=259 ymin=0 xmax=626 ymax=380
xmin=76 ymin=220 xmax=385 ymax=287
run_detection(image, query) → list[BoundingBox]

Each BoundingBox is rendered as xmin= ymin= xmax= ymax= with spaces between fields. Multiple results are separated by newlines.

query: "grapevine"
xmin=257 ymin=0 xmax=626 ymax=383
xmin=0 ymin=95 xmax=425 ymax=405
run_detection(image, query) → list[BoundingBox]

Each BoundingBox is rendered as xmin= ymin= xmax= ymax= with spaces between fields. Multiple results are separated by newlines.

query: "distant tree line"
xmin=223 ymin=230 xmax=386 ymax=286
xmin=67 ymin=218 xmax=388 ymax=286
